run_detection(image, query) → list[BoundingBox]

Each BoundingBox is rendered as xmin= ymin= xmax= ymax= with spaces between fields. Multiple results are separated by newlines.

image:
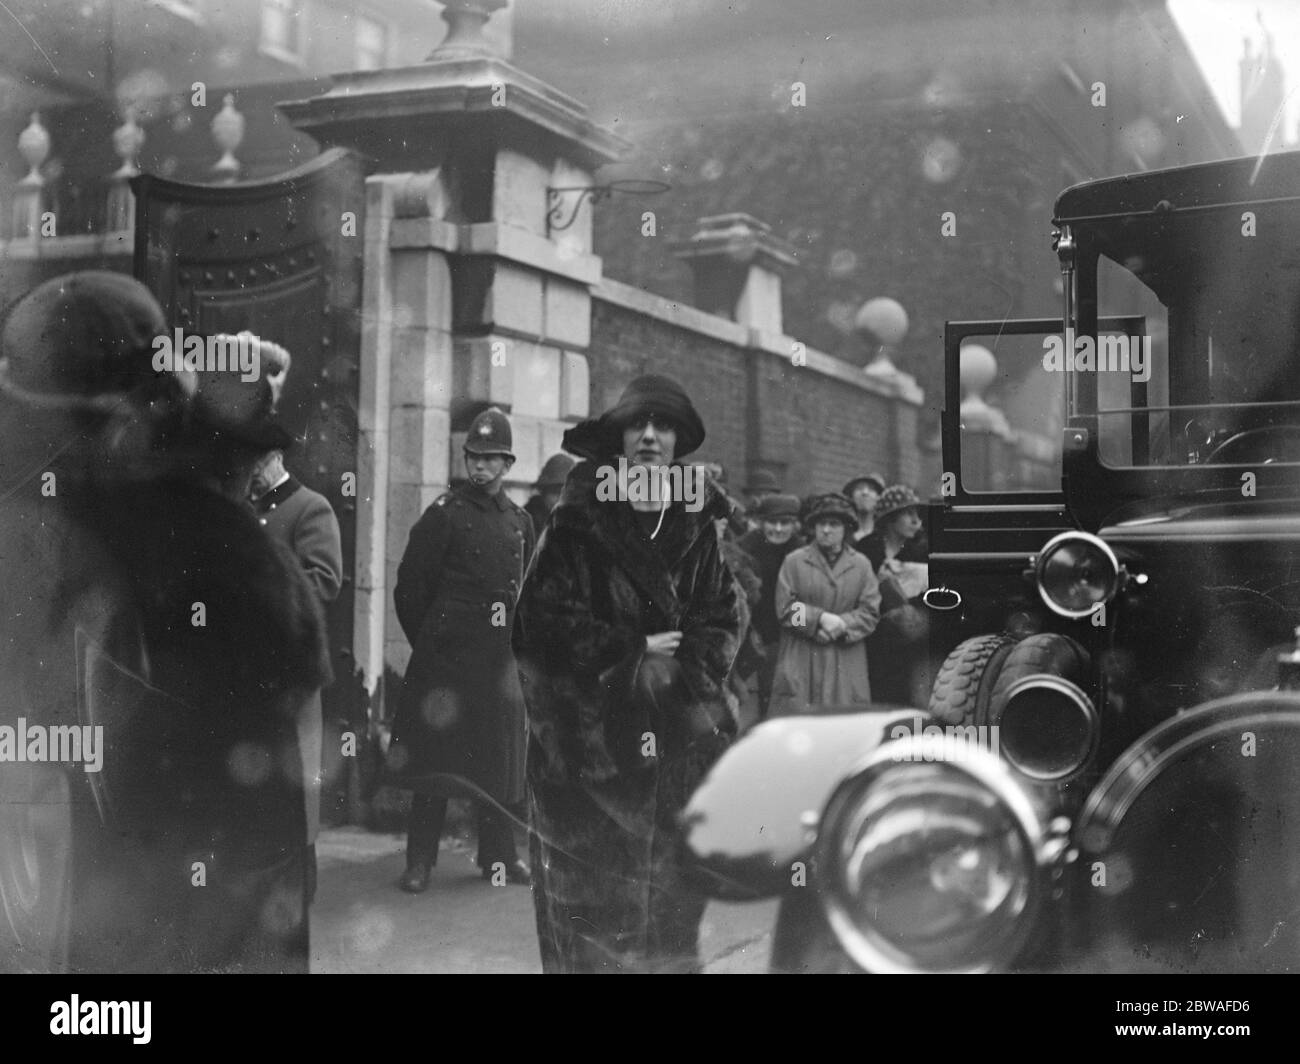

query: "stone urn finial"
xmin=18 ymin=112 xmax=50 ymax=186
xmin=959 ymin=343 xmax=1013 ymax=438
xmin=211 ymin=93 xmax=244 ymax=182
xmin=111 ymin=106 xmax=145 ymax=179
xmin=855 ymin=296 xmax=909 ymax=376
xmin=428 ymin=0 xmax=508 ymax=61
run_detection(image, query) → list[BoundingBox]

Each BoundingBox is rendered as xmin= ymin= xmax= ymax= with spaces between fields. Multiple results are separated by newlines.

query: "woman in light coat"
xmin=769 ymin=493 xmax=881 ymax=714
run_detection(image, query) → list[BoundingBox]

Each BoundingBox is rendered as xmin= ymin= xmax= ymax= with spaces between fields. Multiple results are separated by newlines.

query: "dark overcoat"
xmin=255 ymin=474 xmax=343 ymax=843
xmin=389 ymin=482 xmax=535 ymax=805
xmin=512 ymin=461 xmax=744 ymax=972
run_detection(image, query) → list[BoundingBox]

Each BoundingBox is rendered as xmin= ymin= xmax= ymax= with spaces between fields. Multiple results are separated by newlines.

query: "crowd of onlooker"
xmin=650 ymin=464 xmax=932 ymax=721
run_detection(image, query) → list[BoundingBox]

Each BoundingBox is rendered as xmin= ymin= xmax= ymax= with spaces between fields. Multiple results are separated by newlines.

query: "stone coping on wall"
xmin=594 ymin=277 xmax=924 ymax=406
xmin=0 ymin=231 xmax=134 ymax=259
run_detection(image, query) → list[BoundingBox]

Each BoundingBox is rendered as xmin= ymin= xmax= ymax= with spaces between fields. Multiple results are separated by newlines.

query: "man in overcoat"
xmin=390 ymin=406 xmax=535 ymax=892
xmin=250 ymin=431 xmax=344 ymax=899
xmin=512 ymin=374 xmax=745 ymax=972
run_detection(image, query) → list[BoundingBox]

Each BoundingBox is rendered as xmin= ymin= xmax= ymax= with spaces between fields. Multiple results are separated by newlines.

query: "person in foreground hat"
xmin=0 ymin=273 xmax=327 ymax=972
xmin=768 ymin=492 xmax=881 ymax=715
xmin=512 ymin=373 xmax=744 ymax=972
xmin=389 ymin=406 xmax=535 ymax=892
xmin=524 ymin=452 xmax=576 ymax=538
xmin=738 ymin=492 xmax=805 ymax=718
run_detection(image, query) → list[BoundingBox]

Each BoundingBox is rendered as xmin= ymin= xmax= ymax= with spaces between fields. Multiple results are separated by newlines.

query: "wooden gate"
xmin=131 ymin=148 xmax=368 ymax=816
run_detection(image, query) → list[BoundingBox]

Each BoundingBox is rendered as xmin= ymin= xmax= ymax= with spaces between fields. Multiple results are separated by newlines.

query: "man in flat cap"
xmin=389 ymin=406 xmax=535 ymax=892
xmin=0 ymin=272 xmax=327 ymax=973
xmin=513 ymin=373 xmax=745 ymax=972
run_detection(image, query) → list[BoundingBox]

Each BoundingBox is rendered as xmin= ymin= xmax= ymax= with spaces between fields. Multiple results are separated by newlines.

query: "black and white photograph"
xmin=0 ymin=0 xmax=1297 ymax=1011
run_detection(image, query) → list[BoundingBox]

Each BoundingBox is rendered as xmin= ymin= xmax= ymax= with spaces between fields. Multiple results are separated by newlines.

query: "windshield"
xmin=1082 ymin=201 xmax=1300 ymax=468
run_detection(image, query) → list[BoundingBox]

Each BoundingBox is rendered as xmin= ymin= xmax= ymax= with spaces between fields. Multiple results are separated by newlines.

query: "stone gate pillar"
xmin=281 ymin=0 xmax=628 ymax=690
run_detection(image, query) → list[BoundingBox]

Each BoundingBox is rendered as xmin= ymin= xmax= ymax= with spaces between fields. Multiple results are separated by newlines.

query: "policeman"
xmin=389 ymin=406 xmax=536 ymax=892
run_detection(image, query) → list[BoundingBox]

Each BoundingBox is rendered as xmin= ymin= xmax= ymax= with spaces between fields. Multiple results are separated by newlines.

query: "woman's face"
xmin=813 ymin=518 xmax=846 ymax=551
xmin=888 ymin=506 xmax=923 ymax=539
xmin=622 ymin=415 xmax=677 ymax=467
xmin=851 ymin=483 xmax=880 ymax=516
xmin=762 ymin=517 xmax=797 ymax=544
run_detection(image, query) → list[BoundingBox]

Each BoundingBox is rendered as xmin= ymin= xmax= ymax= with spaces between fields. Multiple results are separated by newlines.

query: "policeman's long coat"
xmin=389 ymin=483 xmax=535 ymax=805
xmin=769 ymin=543 xmax=881 ymax=714
xmin=512 ymin=462 xmax=745 ymax=971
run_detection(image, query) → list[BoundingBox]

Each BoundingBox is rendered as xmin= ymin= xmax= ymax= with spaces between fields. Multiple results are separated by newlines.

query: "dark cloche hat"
xmin=803 ymin=492 xmax=858 ymax=533
xmin=0 ymin=270 xmax=174 ymax=410
xmin=842 ymin=472 xmax=886 ymax=498
xmin=875 ymin=484 xmax=922 ymax=521
xmin=563 ymin=374 xmax=706 ymax=460
xmin=535 ymin=452 xmax=575 ymax=489
xmin=464 ymin=406 xmax=515 ymax=459
xmin=746 ymin=469 xmax=781 ymax=494
xmin=755 ymin=493 xmax=801 ymax=520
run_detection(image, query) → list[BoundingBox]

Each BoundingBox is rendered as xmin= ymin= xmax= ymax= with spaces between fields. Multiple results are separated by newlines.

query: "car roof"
xmin=1054 ymin=149 xmax=1300 ymax=225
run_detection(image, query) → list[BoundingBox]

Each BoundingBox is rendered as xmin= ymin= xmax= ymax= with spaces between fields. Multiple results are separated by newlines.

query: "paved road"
xmin=310 ymin=826 xmax=778 ymax=974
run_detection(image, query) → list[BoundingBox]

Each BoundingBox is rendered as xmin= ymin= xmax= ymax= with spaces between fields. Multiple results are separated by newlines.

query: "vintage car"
xmin=682 ymin=148 xmax=1300 ymax=973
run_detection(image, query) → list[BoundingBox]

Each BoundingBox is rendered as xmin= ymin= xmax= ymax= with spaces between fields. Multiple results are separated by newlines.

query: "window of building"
xmin=356 ymin=14 xmax=388 ymax=71
xmin=261 ymin=0 xmax=304 ymax=64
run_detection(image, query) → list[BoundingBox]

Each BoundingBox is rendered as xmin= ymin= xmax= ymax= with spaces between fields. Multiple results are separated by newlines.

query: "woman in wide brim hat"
xmin=857 ymin=484 xmax=927 ymax=573
xmin=859 ymin=484 xmax=932 ymax=707
xmin=561 ymin=373 xmax=706 ymax=461
xmin=515 ymin=372 xmax=743 ymax=972
xmin=0 ymin=275 xmax=326 ymax=972
xmin=768 ymin=492 xmax=882 ymax=715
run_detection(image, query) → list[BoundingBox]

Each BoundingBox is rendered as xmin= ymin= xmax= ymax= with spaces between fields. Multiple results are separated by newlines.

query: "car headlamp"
xmin=1034 ymin=531 xmax=1120 ymax=619
xmin=814 ymin=739 xmax=1047 ymax=973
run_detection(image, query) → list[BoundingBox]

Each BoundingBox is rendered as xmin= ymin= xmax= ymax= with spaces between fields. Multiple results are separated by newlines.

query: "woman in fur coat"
xmin=512 ymin=374 xmax=744 ymax=973
xmin=0 ymin=273 xmax=328 ymax=973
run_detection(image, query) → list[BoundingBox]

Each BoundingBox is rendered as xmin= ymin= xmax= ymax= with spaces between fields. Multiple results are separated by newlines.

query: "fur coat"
xmin=0 ymin=477 xmax=329 ymax=973
xmin=512 ymin=460 xmax=744 ymax=971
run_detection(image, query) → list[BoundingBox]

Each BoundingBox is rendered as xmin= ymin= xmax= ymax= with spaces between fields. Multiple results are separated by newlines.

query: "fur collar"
xmin=549 ymin=459 xmax=729 ymax=623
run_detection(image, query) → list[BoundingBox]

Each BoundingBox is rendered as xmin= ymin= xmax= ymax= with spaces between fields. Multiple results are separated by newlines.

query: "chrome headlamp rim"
xmin=1034 ymin=530 xmax=1121 ymax=619
xmin=814 ymin=735 xmax=1046 ymax=974
xmin=997 ymin=674 xmax=1099 ymax=782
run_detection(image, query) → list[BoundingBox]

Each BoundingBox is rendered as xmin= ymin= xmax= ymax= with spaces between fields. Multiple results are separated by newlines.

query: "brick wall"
xmin=591 ymin=289 xmax=930 ymax=498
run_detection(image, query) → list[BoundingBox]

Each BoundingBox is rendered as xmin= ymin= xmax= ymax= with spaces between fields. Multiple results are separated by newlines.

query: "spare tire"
xmin=927 ymin=633 xmax=1018 ymax=726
